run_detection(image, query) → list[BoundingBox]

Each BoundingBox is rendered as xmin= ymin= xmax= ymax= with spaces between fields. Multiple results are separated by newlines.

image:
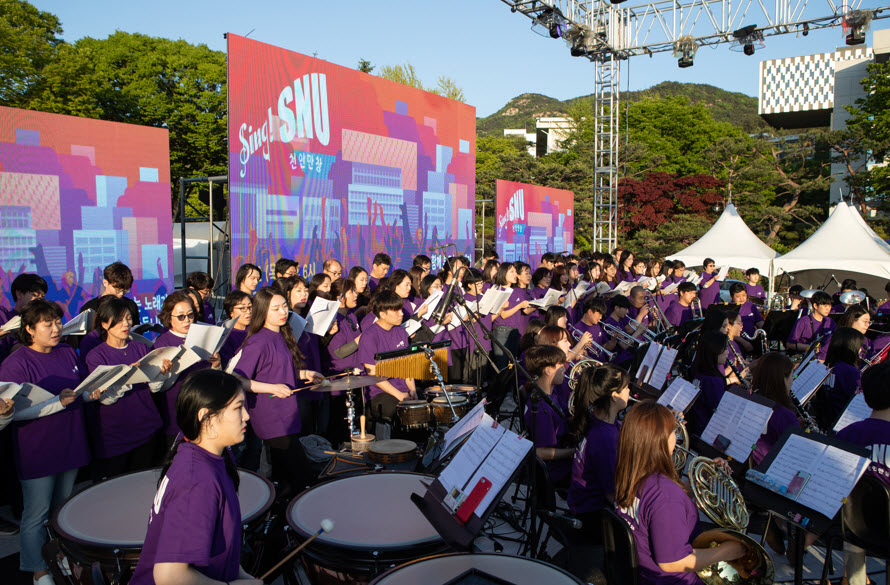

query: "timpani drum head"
xmin=287 ymin=472 xmax=441 ymax=549
xmin=53 ymin=467 xmax=274 ymax=548
xmin=369 ymin=553 xmax=583 ymax=584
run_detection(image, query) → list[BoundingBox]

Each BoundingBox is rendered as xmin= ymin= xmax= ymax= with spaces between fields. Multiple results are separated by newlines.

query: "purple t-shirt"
xmin=234 ymin=327 xmax=301 ymax=439
xmin=878 ymin=301 xmax=890 ymax=314
xmin=524 ymin=393 xmax=570 ymax=483
xmin=368 ymin=276 xmax=381 ymax=292
xmin=574 ymin=320 xmax=612 ymax=362
xmin=0 ymin=344 xmax=90 ymax=480
xmin=663 ymin=301 xmax=692 ymax=328
xmin=605 ymin=316 xmax=634 ymax=365
xmin=356 ymin=321 xmax=410 ymax=400
xmin=617 ymin=473 xmax=700 ymax=585
xmin=494 ymin=286 xmax=529 ymax=331
xmin=826 ymin=362 xmax=861 ymax=420
xmin=836 ymin=418 xmax=890 ymax=490
xmin=628 ymin=305 xmax=652 ymax=329
xmin=202 ymin=301 xmax=216 ymax=325
xmin=79 ymin=328 xmax=103 ymax=363
xmin=298 ymin=331 xmax=323 ymax=401
xmin=464 ymin=292 xmax=492 ymax=352
xmin=568 ymin=415 xmax=620 ymax=514
xmin=752 ymin=404 xmax=799 ymax=466
xmin=85 ymin=342 xmax=162 ymax=459
xmin=219 ymin=328 xmax=248 ymax=369
xmin=688 ymin=373 xmax=726 ymax=437
xmin=698 ymin=272 xmax=720 ymax=308
xmin=153 ymin=330 xmax=212 ymax=436
xmin=130 ymin=443 xmax=241 ymax=585
xmin=736 ymin=301 xmax=760 ymax=336
xmin=326 ymin=310 xmax=361 ymax=375
xmin=746 ymin=283 xmax=765 ymax=301
xmin=787 ymin=314 xmax=836 ymax=347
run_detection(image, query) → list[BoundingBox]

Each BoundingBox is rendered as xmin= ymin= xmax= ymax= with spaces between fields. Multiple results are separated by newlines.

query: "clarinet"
xmin=726 ymin=355 xmax=750 ymax=391
xmin=788 ymin=386 xmax=823 ymax=434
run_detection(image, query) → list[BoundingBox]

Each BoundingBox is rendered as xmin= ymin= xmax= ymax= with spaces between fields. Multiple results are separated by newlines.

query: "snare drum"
xmin=425 ymin=384 xmax=478 ymax=403
xmin=286 ymin=472 xmax=449 ymax=585
xmin=430 ymin=396 xmax=468 ymax=424
xmin=397 ymin=400 xmax=430 ymax=429
xmin=370 ymin=552 xmax=583 ymax=584
xmin=51 ymin=467 xmax=273 ymax=582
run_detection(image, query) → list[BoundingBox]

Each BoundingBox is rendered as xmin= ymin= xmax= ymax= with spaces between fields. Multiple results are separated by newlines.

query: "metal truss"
xmin=500 ymin=0 xmax=889 ymax=251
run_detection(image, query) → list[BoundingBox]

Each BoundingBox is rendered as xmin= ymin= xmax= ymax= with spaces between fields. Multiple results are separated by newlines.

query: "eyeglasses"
xmin=233 ymin=305 xmax=252 ymax=312
xmin=113 ymin=287 xmax=131 ymax=295
xmin=172 ymin=312 xmax=195 ymax=322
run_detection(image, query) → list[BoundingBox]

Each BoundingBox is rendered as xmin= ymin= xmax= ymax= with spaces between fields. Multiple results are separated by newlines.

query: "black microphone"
xmin=529 ymin=378 xmax=566 ymax=418
xmin=541 ymin=510 xmax=583 ymax=530
xmin=830 ymin=274 xmax=841 ymax=288
xmin=428 ymin=243 xmax=454 ymax=252
xmin=433 ymin=274 xmax=459 ymax=326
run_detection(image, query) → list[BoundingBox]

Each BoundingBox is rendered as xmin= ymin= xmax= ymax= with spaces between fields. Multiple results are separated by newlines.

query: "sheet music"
xmin=288 ymin=312 xmax=307 ymax=340
xmin=466 ymin=431 xmax=533 ymax=517
xmin=74 ymin=365 xmax=134 ymax=398
xmin=438 ymin=415 xmax=504 ymax=496
xmin=688 ymin=273 xmax=703 ymax=286
xmin=613 ymin=281 xmax=637 ymax=295
xmin=795 ymin=347 xmax=817 ymax=374
xmin=595 ymin=282 xmax=613 ymax=295
xmin=636 ymin=342 xmax=662 ymax=384
xmin=657 ymin=377 xmax=700 ymax=413
xmin=416 ymin=290 xmax=444 ymax=315
xmin=185 ymin=322 xmax=233 ymax=360
xmin=662 ymin=282 xmax=680 ymax=294
xmin=306 ymin=298 xmax=340 ymax=335
xmin=791 ymin=361 xmax=831 ymax=404
xmin=833 ymin=393 xmax=872 ymax=432
xmin=135 ymin=346 xmax=185 ymax=382
xmin=11 ymin=383 xmax=54 ymax=409
xmin=529 ymin=288 xmax=562 ymax=309
xmin=442 ymin=399 xmax=488 ymax=457
xmin=0 ymin=382 xmax=22 ymax=401
xmin=0 ymin=315 xmax=21 ymax=333
xmin=478 ymin=287 xmax=511 ymax=315
xmin=573 ymin=281 xmax=590 ymax=298
xmin=716 ymin=265 xmax=730 ymax=281
xmin=648 ymin=346 xmax=678 ymax=392
xmin=765 ymin=433 xmax=870 ymax=518
xmin=402 ymin=319 xmax=422 ymax=336
xmin=701 ymin=391 xmax=773 ymax=461
xmin=639 ymin=277 xmax=658 ymax=290
xmin=61 ymin=309 xmax=94 ymax=336
xmin=447 ymin=305 xmax=469 ymax=331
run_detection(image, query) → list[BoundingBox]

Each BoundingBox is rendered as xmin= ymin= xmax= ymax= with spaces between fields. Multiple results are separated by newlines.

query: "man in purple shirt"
xmin=836 ymin=361 xmax=890 ymax=585
xmin=745 ymin=267 xmax=765 ymax=303
xmin=698 ymin=258 xmax=722 ymax=308
xmin=729 ymin=282 xmax=764 ymax=337
xmin=356 ymin=290 xmax=416 ymax=423
xmin=664 ymin=282 xmax=697 ymax=328
xmin=787 ymin=291 xmax=836 ymax=353
xmin=367 ymin=252 xmax=391 ymax=293
xmin=574 ymin=297 xmax=618 ymax=362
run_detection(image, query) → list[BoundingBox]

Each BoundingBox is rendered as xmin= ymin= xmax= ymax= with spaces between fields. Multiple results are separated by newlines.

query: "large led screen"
xmin=496 ymin=179 xmax=574 ymax=268
xmin=0 ymin=106 xmax=173 ymax=321
xmin=227 ymin=34 xmax=477 ymax=278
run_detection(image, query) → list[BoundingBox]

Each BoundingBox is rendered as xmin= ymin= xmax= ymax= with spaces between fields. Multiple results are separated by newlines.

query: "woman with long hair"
xmin=567 ymin=365 xmax=630 ymax=532
xmin=617 ymin=250 xmax=635 ymax=283
xmin=688 ymin=330 xmax=731 ymax=436
xmin=348 ymin=266 xmax=370 ymax=308
xmin=599 ymin=258 xmax=619 ymax=289
xmin=129 ymin=370 xmax=261 ymax=585
xmin=822 ymin=327 xmax=866 ymax=426
xmin=232 ymin=287 xmax=323 ymax=494
xmin=751 ymin=353 xmax=799 ymax=465
xmin=614 ymin=402 xmax=745 ymax=584
xmin=153 ymin=290 xmax=221 ymax=442
xmin=481 ymin=259 xmax=500 ymax=292
xmin=0 ymin=300 xmax=90 ymax=585
xmin=492 ymin=263 xmax=533 ymax=371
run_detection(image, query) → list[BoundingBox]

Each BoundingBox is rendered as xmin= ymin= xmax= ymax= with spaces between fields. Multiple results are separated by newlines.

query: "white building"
xmin=504 ymin=117 xmax=575 ymax=157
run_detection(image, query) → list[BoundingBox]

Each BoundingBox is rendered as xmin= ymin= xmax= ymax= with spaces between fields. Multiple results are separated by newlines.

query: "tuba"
xmin=566 ymin=359 xmax=601 ymax=415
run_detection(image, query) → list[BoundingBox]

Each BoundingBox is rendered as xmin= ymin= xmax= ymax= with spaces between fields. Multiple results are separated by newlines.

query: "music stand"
xmin=764 ymin=309 xmax=798 ymax=346
xmin=742 ymin=427 xmax=871 ymax=585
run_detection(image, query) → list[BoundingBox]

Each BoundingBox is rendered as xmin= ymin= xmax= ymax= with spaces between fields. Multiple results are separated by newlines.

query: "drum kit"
xmin=395 ymin=384 xmax=479 ymax=434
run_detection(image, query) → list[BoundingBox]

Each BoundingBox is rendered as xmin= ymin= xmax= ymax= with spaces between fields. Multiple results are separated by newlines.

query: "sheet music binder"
xmin=742 ymin=427 xmax=870 ymax=534
xmin=411 ymin=453 xmax=529 ymax=551
xmin=699 ymin=386 xmax=775 ymax=463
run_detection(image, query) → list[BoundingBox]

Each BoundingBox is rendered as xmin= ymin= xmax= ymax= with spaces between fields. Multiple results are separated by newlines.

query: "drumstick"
xmin=360 ymin=415 xmax=366 ymax=439
xmin=259 ymin=519 xmax=334 ymax=580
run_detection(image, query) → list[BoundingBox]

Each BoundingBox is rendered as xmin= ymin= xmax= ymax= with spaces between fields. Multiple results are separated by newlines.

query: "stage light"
xmin=730 ymin=25 xmax=764 ymax=56
xmin=530 ymin=7 xmax=569 ymax=40
xmin=802 ymin=23 xmax=809 ymax=36
xmin=565 ymin=25 xmax=597 ymax=57
xmin=843 ymin=10 xmax=872 ymax=46
xmin=672 ymin=36 xmax=698 ymax=68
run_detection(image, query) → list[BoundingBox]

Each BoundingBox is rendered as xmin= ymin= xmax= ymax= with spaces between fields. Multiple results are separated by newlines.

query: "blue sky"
xmin=32 ymin=0 xmax=888 ymax=118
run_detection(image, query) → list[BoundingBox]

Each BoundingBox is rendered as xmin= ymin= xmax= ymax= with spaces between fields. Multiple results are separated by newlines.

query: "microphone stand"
xmin=442 ymin=290 xmax=560 ymax=559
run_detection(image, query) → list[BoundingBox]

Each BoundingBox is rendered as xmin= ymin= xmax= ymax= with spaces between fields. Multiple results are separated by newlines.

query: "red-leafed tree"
xmin=618 ymin=172 xmax=724 ymax=235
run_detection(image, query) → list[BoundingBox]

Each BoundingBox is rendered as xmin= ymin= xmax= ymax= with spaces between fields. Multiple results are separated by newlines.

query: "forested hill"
xmin=477 ymin=81 xmax=769 ymax=136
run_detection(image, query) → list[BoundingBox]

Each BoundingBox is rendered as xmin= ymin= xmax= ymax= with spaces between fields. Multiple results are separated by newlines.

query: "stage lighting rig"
xmin=843 ymin=10 xmax=873 ymax=46
xmin=672 ymin=36 xmax=698 ymax=68
xmin=730 ymin=25 xmax=765 ymax=56
xmin=531 ymin=7 xmax=568 ymax=39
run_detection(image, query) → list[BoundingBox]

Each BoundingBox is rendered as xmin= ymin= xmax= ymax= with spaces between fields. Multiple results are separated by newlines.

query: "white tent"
xmin=773 ymin=202 xmax=890 ymax=280
xmin=667 ymin=202 xmax=777 ymax=274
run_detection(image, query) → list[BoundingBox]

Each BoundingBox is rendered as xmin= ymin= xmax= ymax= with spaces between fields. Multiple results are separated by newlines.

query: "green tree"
xmin=0 ymin=0 xmax=63 ymax=107
xmin=30 ymin=32 xmax=228 ymax=218
xmin=357 ymin=58 xmax=374 ymax=74
xmin=475 ymin=135 xmax=537 ymax=245
xmin=377 ymin=62 xmax=465 ymax=102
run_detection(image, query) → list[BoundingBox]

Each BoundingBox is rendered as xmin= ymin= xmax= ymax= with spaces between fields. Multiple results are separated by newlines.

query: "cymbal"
xmin=306 ymin=375 xmax=387 ymax=392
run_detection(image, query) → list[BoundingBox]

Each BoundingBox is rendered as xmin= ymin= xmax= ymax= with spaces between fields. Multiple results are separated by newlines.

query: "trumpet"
xmin=691 ymin=297 xmax=703 ymax=320
xmin=628 ymin=317 xmax=657 ymax=342
xmin=603 ymin=322 xmax=645 ymax=348
xmin=567 ymin=324 xmax=615 ymax=361
xmin=643 ymin=289 xmax=672 ymax=333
